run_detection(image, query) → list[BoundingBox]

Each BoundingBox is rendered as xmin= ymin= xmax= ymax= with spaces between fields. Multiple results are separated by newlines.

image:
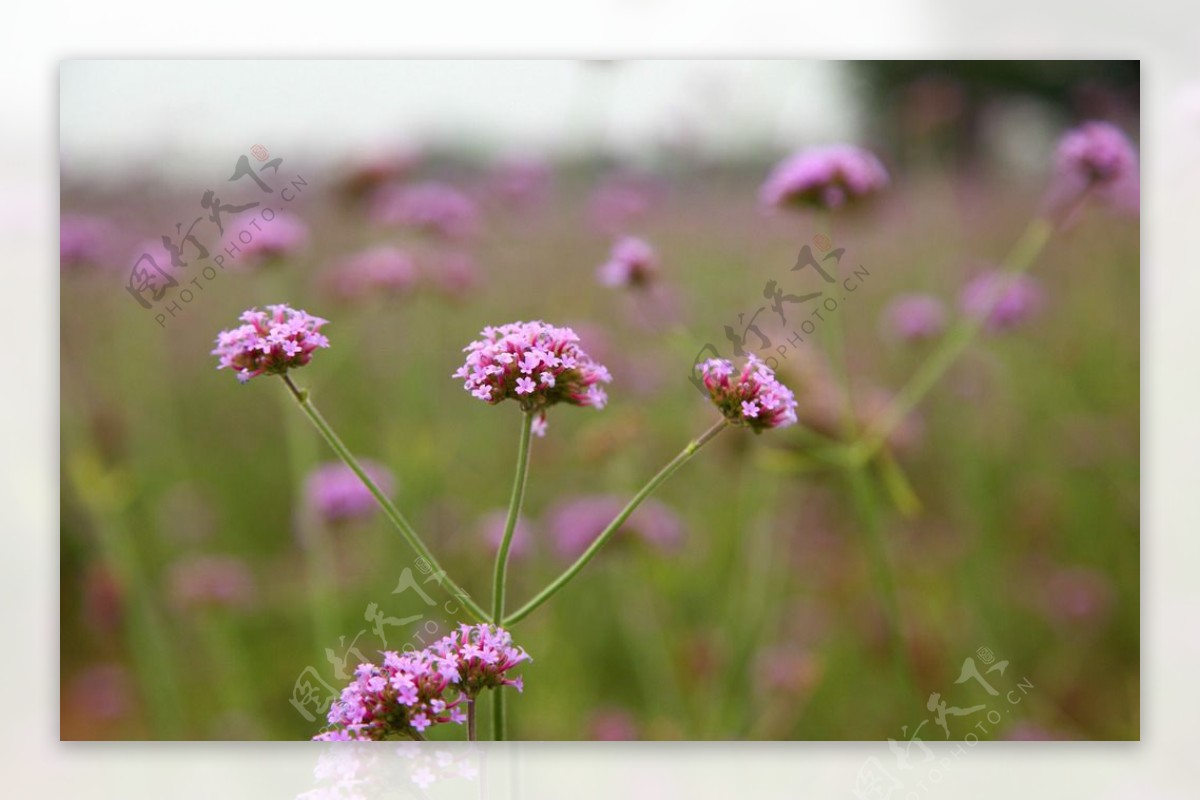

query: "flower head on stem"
xmin=697 ymin=355 xmax=799 ymax=432
xmin=313 ymin=624 xmax=528 ymax=742
xmin=212 ymin=304 xmax=329 ymax=383
xmin=454 ymin=321 xmax=612 ymax=436
xmin=760 ymin=145 xmax=888 ymax=211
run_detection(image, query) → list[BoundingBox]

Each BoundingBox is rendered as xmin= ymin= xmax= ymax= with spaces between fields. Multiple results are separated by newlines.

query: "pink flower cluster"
xmin=454 ymin=321 xmax=612 ymax=433
xmin=212 ymin=304 xmax=330 ymax=383
xmin=597 ymin=236 xmax=658 ymax=289
xmin=314 ymin=624 xmax=529 ymax=741
xmin=760 ymin=145 xmax=889 ymax=210
xmin=697 ymin=355 xmax=798 ymax=432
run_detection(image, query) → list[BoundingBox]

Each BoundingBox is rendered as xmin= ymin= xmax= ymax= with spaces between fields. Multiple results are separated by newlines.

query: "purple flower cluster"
xmin=697 ymin=355 xmax=798 ymax=432
xmin=371 ymin=181 xmax=479 ymax=239
xmin=314 ymin=624 xmax=529 ymax=741
xmin=305 ymin=459 xmax=395 ymax=525
xmin=454 ymin=321 xmax=612 ymax=433
xmin=959 ymin=271 xmax=1044 ymax=333
xmin=212 ymin=304 xmax=330 ymax=383
xmin=597 ymin=236 xmax=658 ymax=289
xmin=760 ymin=145 xmax=889 ymax=210
xmin=882 ymin=293 xmax=947 ymax=342
xmin=1052 ymin=121 xmax=1138 ymax=208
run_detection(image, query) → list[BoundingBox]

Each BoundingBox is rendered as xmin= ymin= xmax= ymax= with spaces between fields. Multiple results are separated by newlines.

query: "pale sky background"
xmin=60 ymin=60 xmax=858 ymax=179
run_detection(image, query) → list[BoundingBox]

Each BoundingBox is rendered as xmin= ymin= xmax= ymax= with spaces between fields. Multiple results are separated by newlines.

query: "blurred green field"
xmin=60 ymin=161 xmax=1139 ymax=741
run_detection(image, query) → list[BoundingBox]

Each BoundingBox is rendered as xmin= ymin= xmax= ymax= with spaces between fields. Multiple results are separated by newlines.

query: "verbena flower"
xmin=371 ymin=182 xmax=479 ymax=240
xmin=315 ymin=650 xmax=465 ymax=741
xmin=305 ymin=460 xmax=395 ymax=525
xmin=882 ymin=293 xmax=947 ymax=342
xmin=429 ymin=624 xmax=531 ymax=698
xmin=760 ymin=145 xmax=889 ymax=210
xmin=313 ymin=624 xmax=529 ymax=741
xmin=1051 ymin=121 xmax=1139 ymax=210
xmin=696 ymin=355 xmax=798 ymax=432
xmin=327 ymin=246 xmax=418 ymax=300
xmin=958 ymin=270 xmax=1044 ymax=333
xmin=212 ymin=304 xmax=330 ymax=383
xmin=453 ymin=321 xmax=612 ymax=434
xmin=597 ymin=236 xmax=658 ymax=289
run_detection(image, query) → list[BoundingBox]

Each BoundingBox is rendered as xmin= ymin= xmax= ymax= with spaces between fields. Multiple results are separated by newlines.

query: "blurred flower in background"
xmin=588 ymin=708 xmax=640 ymax=740
xmin=478 ymin=510 xmax=535 ymax=560
xmin=324 ymin=245 xmax=419 ymax=302
xmin=597 ymin=236 xmax=659 ymax=289
xmin=482 ymin=156 xmax=552 ymax=209
xmin=959 ymin=270 xmax=1045 ymax=333
xmin=60 ymin=214 xmax=115 ymax=270
xmin=760 ymin=145 xmax=889 ymax=211
xmin=224 ymin=210 xmax=310 ymax=267
xmin=1050 ymin=120 xmax=1139 ymax=213
xmin=168 ymin=555 xmax=256 ymax=611
xmin=305 ymin=459 xmax=395 ymax=526
xmin=67 ymin=663 xmax=132 ymax=722
xmin=371 ymin=181 xmax=479 ymax=240
xmin=587 ymin=173 xmax=663 ymax=234
xmin=881 ymin=293 xmax=948 ymax=343
xmin=548 ymin=495 xmax=685 ymax=559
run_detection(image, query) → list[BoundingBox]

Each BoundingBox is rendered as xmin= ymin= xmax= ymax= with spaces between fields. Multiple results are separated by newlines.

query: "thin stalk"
xmin=492 ymin=410 xmax=534 ymax=623
xmin=467 ymin=697 xmax=478 ymax=741
xmin=280 ymin=374 xmax=488 ymax=622
xmin=277 ymin=387 xmax=337 ymax=652
xmin=816 ymin=211 xmax=858 ymax=438
xmin=852 ymin=215 xmax=1056 ymax=462
xmin=491 ymin=410 xmax=534 ymax=742
xmin=845 ymin=463 xmax=918 ymax=705
xmin=504 ymin=419 xmax=728 ymax=627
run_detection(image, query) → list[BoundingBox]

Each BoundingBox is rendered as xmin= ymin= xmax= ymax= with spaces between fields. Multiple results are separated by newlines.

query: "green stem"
xmin=467 ymin=697 xmax=477 ymax=741
xmin=503 ymin=419 xmax=728 ymax=627
xmin=817 ymin=212 xmax=858 ymax=439
xmin=280 ymin=374 xmax=488 ymax=622
xmin=491 ymin=410 xmax=534 ymax=742
xmin=852 ymin=215 xmax=1055 ymax=462
xmin=493 ymin=411 xmax=534 ymax=624
xmin=845 ymin=462 xmax=918 ymax=705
